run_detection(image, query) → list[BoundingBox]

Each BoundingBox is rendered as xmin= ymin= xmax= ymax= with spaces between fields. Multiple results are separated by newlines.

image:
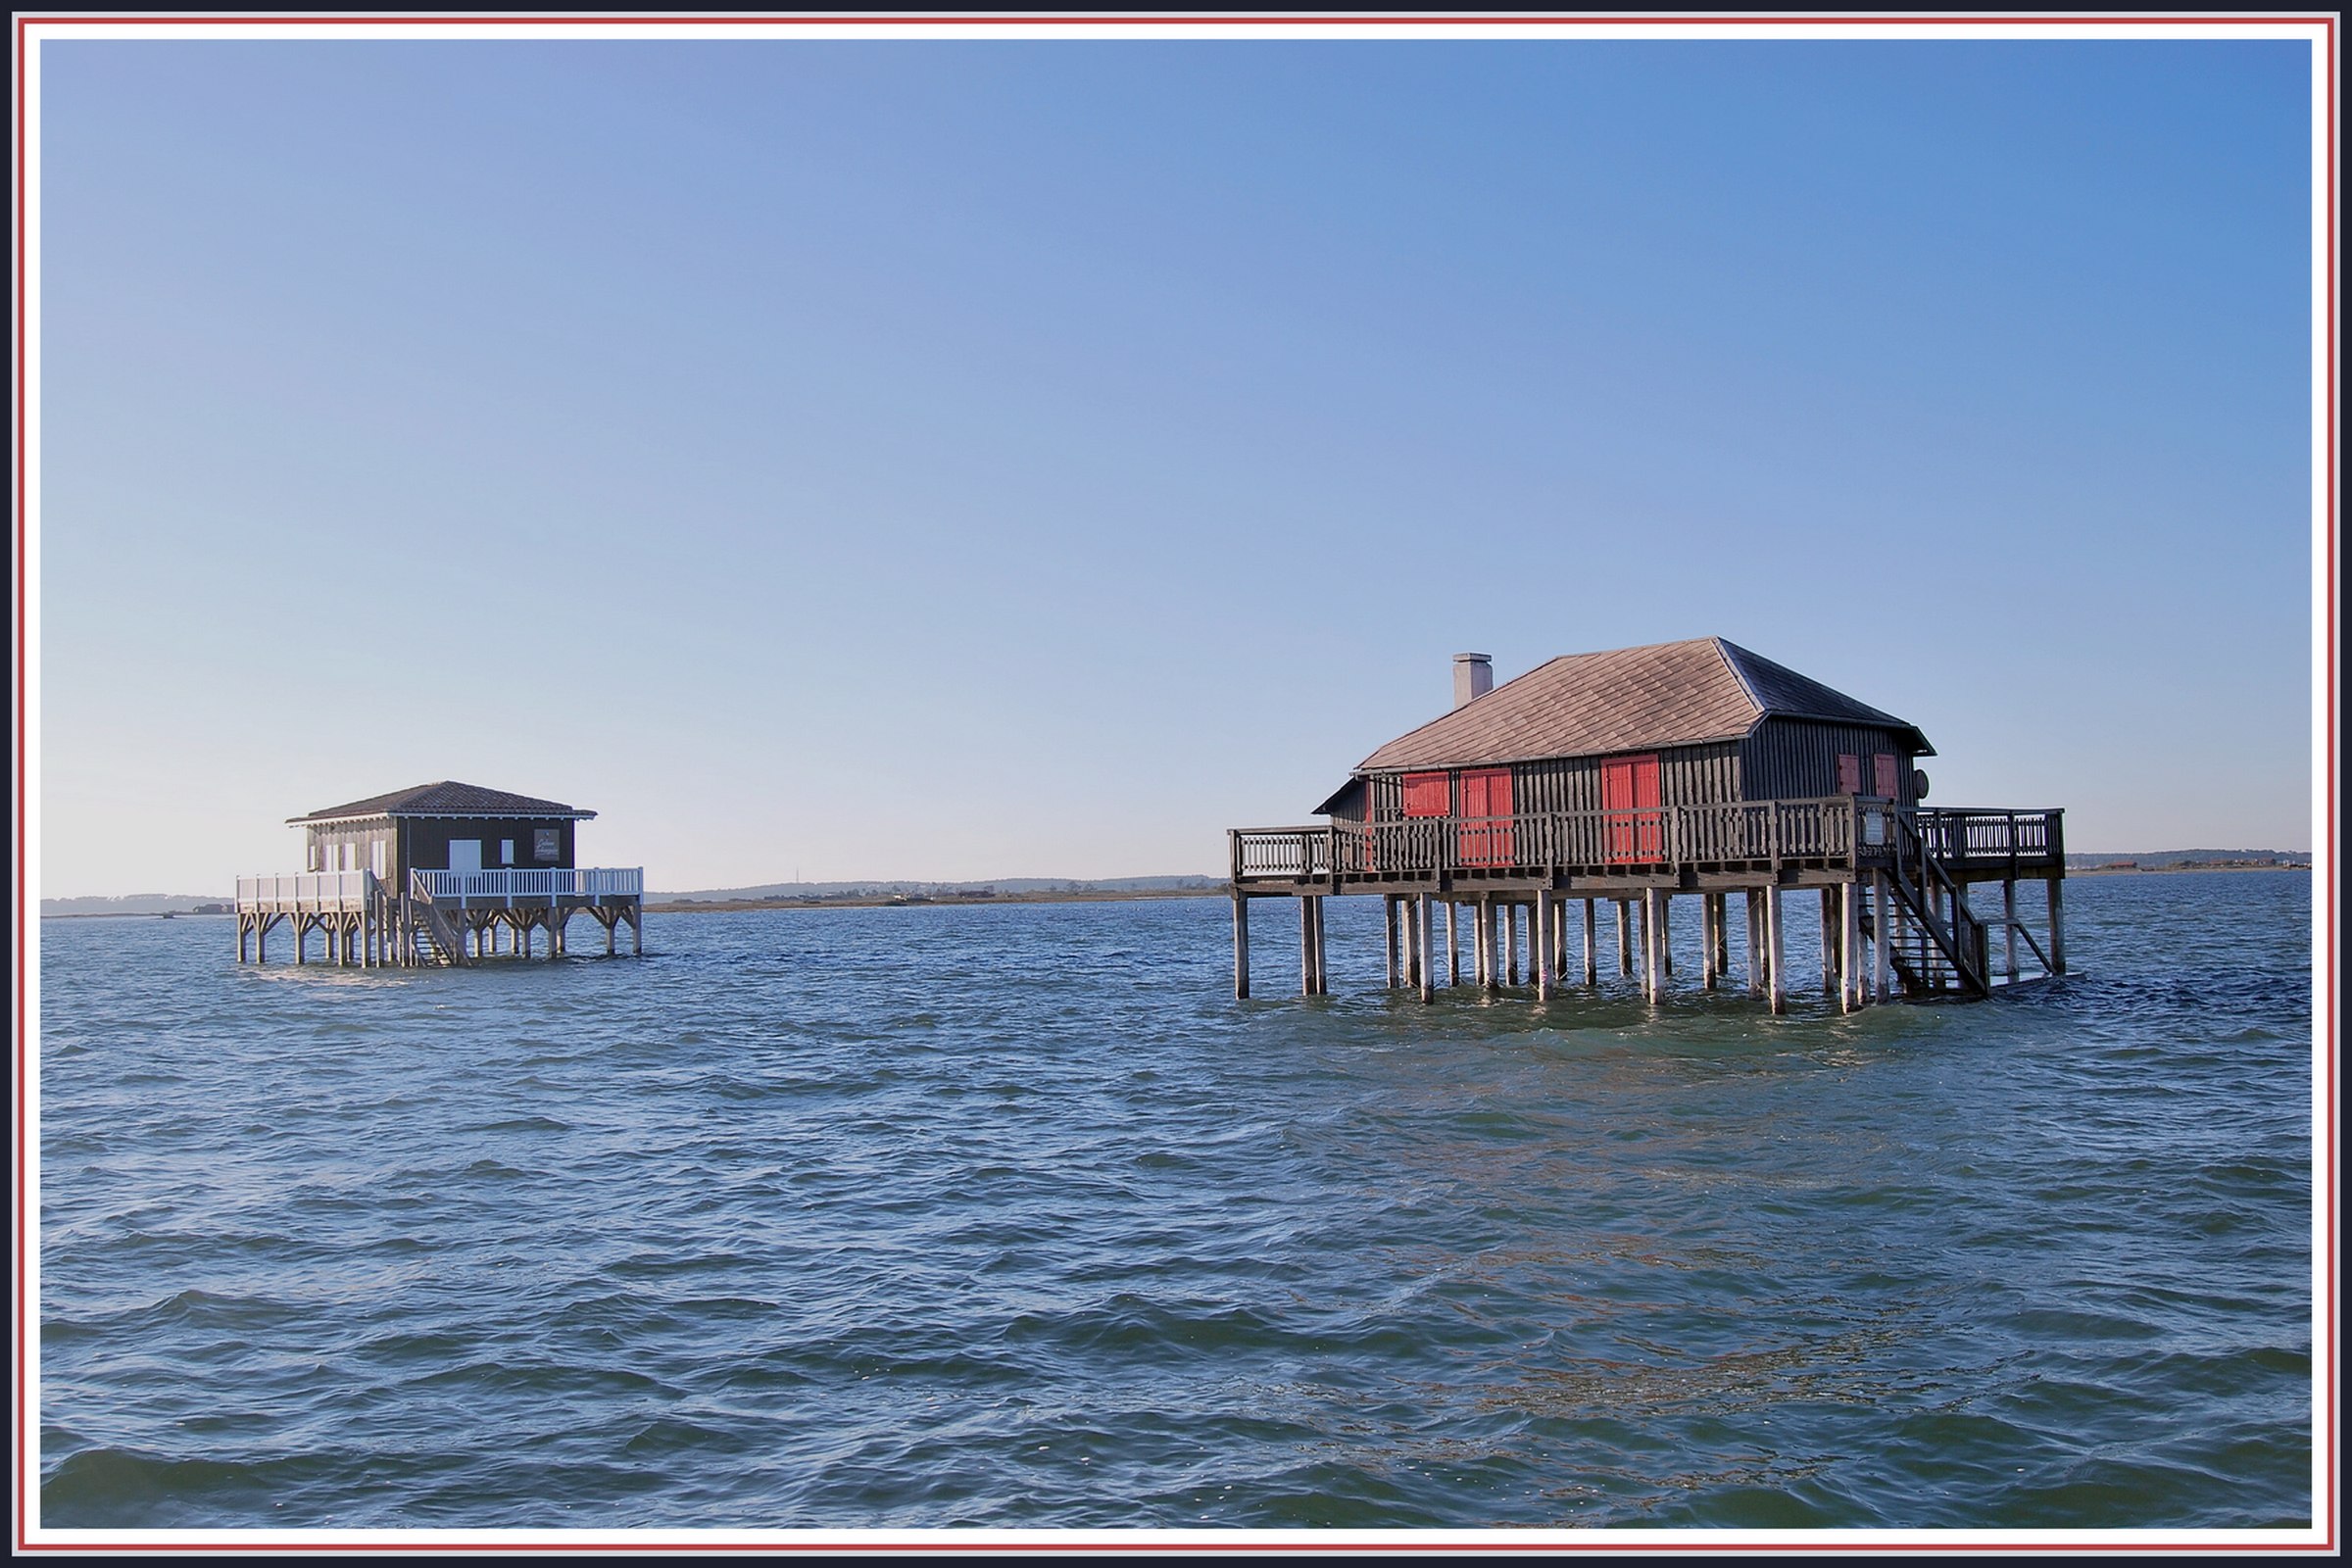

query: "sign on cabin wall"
xmin=534 ymin=828 xmax=560 ymax=862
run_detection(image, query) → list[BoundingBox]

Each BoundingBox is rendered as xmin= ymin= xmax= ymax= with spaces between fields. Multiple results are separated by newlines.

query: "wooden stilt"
xmin=1505 ymin=903 xmax=1520 ymax=987
xmin=1765 ymin=886 xmax=1786 ymax=1014
xmin=1384 ymin=896 xmax=1400 ymax=988
xmin=1838 ymin=884 xmax=1852 ymax=1009
xmin=1873 ymin=871 xmax=1892 ymax=1002
xmin=1583 ymin=897 xmax=1597 ymax=985
xmin=1446 ymin=902 xmax=1460 ymax=987
xmin=2004 ymin=878 xmax=2020 ymax=980
xmin=2046 ymin=878 xmax=2065 ymax=974
xmin=1411 ymin=893 xmax=1430 ymax=1005
xmin=629 ymin=906 xmax=643 ymax=956
xmin=1820 ymin=888 xmax=1838 ymax=996
xmin=1301 ymin=897 xmax=1316 ymax=997
xmin=1535 ymin=892 xmax=1554 ymax=1001
xmin=1701 ymin=894 xmax=1719 ymax=990
xmin=1233 ymin=895 xmax=1251 ymax=999
xmin=1659 ymin=893 xmax=1672 ymax=977
xmin=1617 ymin=900 xmax=1633 ymax=976
xmin=1477 ymin=898 xmax=1494 ymax=990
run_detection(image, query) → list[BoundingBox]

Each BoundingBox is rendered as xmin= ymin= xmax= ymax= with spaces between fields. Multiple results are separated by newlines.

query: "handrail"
xmin=236 ymin=870 xmax=381 ymax=909
xmin=1229 ymin=800 xmax=2062 ymax=887
xmin=410 ymin=866 xmax=645 ymax=902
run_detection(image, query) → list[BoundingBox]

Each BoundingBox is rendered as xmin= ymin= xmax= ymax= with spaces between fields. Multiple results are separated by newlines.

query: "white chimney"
xmin=1452 ymin=652 xmax=1494 ymax=710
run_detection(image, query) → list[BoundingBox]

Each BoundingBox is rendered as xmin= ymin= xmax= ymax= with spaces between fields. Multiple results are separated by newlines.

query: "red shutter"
xmin=1602 ymin=755 xmax=1663 ymax=862
xmin=1458 ymin=767 xmax=1515 ymax=866
xmin=1873 ymin=754 xmax=1900 ymax=800
xmin=1401 ymin=771 xmax=1449 ymax=817
xmin=1837 ymin=754 xmax=1862 ymax=795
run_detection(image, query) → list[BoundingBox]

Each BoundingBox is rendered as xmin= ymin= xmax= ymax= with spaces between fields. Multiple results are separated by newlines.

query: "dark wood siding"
xmin=1357 ymin=740 xmax=1744 ymax=822
xmin=389 ymin=816 xmax=577 ymax=876
xmin=1741 ymin=718 xmax=1921 ymax=806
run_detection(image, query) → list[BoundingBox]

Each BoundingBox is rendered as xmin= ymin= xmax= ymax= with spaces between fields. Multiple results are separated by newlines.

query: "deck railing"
xmin=1231 ymin=801 xmax=2063 ymax=885
xmin=236 ymin=870 xmax=382 ymax=911
xmin=411 ymin=867 xmax=645 ymax=903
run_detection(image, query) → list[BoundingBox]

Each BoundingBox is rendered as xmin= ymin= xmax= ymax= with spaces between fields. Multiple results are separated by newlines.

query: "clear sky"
xmin=33 ymin=36 xmax=2318 ymax=895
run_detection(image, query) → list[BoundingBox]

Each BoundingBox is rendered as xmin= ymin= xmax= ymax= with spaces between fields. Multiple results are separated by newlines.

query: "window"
xmin=500 ymin=839 xmax=514 ymax=865
xmin=1873 ymin=754 xmax=1901 ymax=799
xmin=1837 ymin=754 xmax=1862 ymax=795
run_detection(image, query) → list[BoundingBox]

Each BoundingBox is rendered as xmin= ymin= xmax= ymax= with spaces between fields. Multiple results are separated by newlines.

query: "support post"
xmin=1477 ymin=898 xmax=1494 ymax=990
xmin=1659 ymin=893 xmax=1672 ymax=977
xmin=2004 ymin=878 xmax=2020 ymax=980
xmin=1840 ymin=878 xmax=1862 ymax=1012
xmin=1873 ymin=871 xmax=1891 ymax=1002
xmin=1505 ymin=903 xmax=1520 ymax=987
xmin=1820 ymin=888 xmax=1838 ymax=996
xmin=1743 ymin=890 xmax=1762 ymax=998
xmin=1647 ymin=889 xmax=1668 ymax=1003
xmin=1765 ymin=886 xmax=1786 ymax=1014
xmin=1583 ymin=897 xmax=1597 ymax=986
xmin=1301 ymin=897 xmax=1316 ymax=997
xmin=1383 ymin=897 xmax=1399 ymax=989
xmin=1617 ymin=900 xmax=1634 ymax=976
xmin=1418 ymin=895 xmax=1436 ymax=1004
xmin=2046 ymin=879 xmax=2065 ymax=975
xmin=1535 ymin=892 xmax=1554 ymax=1001
xmin=1233 ymin=895 xmax=1250 ymax=999
xmin=1701 ymin=894 xmax=1719 ymax=991
xmin=1446 ymin=902 xmax=1460 ymax=987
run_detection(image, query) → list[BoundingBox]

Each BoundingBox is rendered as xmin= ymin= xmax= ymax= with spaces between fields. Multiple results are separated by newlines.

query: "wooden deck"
xmin=235 ymin=867 xmax=646 ymax=967
xmin=1230 ymin=799 xmax=2063 ymax=893
xmin=1225 ymin=800 xmax=2065 ymax=1008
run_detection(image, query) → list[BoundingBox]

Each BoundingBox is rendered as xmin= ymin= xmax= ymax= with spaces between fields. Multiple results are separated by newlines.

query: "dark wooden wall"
xmin=1337 ymin=724 xmax=1928 ymax=825
xmin=1740 ymin=718 xmax=1923 ymax=807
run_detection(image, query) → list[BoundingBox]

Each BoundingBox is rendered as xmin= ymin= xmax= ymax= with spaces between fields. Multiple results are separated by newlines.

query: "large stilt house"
xmin=1228 ymin=638 xmax=2066 ymax=1009
xmin=236 ymin=781 xmax=645 ymax=968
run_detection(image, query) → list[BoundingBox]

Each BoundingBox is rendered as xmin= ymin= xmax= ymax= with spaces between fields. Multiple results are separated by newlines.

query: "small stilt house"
xmin=291 ymin=780 xmax=596 ymax=882
xmin=1228 ymin=637 xmax=2066 ymax=1010
xmin=236 ymin=780 xmax=645 ymax=969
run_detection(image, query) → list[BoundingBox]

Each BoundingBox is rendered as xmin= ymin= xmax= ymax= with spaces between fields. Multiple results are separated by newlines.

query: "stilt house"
xmin=236 ymin=780 xmax=645 ymax=968
xmin=1228 ymin=638 xmax=2066 ymax=1010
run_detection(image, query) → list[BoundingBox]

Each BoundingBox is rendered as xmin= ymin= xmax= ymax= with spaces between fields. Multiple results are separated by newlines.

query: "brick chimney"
xmin=1452 ymin=653 xmax=1494 ymax=710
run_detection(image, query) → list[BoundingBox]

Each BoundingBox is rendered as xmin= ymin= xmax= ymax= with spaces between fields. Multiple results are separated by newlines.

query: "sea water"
xmin=34 ymin=872 xmax=2315 ymax=1530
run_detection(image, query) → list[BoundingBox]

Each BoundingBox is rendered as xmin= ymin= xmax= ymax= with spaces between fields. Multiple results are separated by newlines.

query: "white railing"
xmin=236 ymin=870 xmax=381 ymax=910
xmin=410 ymin=867 xmax=644 ymax=903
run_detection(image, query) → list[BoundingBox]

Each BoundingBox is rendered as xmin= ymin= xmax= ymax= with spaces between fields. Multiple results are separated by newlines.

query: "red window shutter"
xmin=1838 ymin=754 xmax=1862 ymax=795
xmin=1401 ymin=771 xmax=1449 ymax=817
xmin=1603 ymin=754 xmax=1662 ymax=862
xmin=1874 ymin=754 xmax=1900 ymax=799
xmin=1458 ymin=767 xmax=1514 ymax=866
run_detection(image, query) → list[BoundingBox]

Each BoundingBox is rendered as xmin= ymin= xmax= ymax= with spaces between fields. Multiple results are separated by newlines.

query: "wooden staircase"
xmin=405 ymin=896 xmax=467 ymax=967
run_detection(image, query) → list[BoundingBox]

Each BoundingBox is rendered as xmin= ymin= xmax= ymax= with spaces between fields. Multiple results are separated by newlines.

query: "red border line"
xmin=11 ymin=9 xmax=2339 ymax=1558
xmin=4 ymin=12 xmax=2343 ymax=23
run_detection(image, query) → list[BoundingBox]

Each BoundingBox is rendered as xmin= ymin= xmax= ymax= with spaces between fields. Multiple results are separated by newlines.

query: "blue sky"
xmin=36 ymin=38 xmax=2317 ymax=893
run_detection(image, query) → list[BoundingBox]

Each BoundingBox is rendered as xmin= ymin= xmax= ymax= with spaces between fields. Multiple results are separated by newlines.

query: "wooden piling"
xmin=1744 ymin=889 xmax=1763 ymax=999
xmin=1535 ymin=893 xmax=1554 ymax=1001
xmin=1506 ymin=903 xmax=1520 ymax=987
xmin=1583 ymin=897 xmax=1597 ymax=985
xmin=1383 ymin=896 xmax=1399 ymax=988
xmin=1617 ymin=900 xmax=1634 ymax=976
xmin=1446 ymin=902 xmax=1460 ymax=987
xmin=1233 ymin=895 xmax=1250 ymax=998
xmin=2004 ymin=878 xmax=2020 ymax=980
xmin=2046 ymin=878 xmax=2065 ymax=974
xmin=1765 ymin=886 xmax=1786 ymax=1015
xmin=1700 ymin=894 xmax=1719 ymax=991
xmin=1418 ymin=895 xmax=1436 ymax=1003
xmin=1873 ymin=871 xmax=1892 ymax=1002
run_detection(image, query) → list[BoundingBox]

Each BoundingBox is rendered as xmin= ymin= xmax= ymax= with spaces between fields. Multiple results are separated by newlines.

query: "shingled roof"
xmin=288 ymin=781 xmax=597 ymax=824
xmin=1350 ymin=637 xmax=1932 ymax=776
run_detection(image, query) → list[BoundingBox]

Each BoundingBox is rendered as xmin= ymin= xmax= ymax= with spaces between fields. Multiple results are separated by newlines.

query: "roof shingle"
xmin=289 ymin=781 xmax=596 ymax=823
xmin=1353 ymin=637 xmax=1928 ymax=774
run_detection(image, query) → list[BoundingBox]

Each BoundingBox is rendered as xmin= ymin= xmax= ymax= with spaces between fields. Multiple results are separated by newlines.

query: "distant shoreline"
xmin=38 ymin=863 xmax=2311 ymax=919
xmin=643 ymin=886 xmax=1229 ymax=914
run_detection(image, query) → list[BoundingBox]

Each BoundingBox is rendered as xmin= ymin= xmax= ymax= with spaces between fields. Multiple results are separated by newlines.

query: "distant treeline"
xmin=650 ymin=874 xmax=1222 ymax=903
xmin=2064 ymin=851 xmax=2310 ymax=870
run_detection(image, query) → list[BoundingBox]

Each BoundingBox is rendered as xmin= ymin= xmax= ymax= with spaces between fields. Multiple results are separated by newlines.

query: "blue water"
xmin=36 ymin=872 xmax=2314 ymax=1530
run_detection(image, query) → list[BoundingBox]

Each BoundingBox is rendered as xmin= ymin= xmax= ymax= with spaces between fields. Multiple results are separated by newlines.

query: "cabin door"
xmin=1602 ymin=755 xmax=1663 ymax=863
xmin=1457 ymin=767 xmax=1515 ymax=867
xmin=447 ymin=839 xmax=482 ymax=875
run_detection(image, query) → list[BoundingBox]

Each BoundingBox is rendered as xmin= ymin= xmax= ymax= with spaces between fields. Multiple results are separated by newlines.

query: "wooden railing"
xmin=237 ymin=871 xmax=381 ymax=911
xmin=1230 ymin=800 xmax=2063 ymax=885
xmin=410 ymin=867 xmax=645 ymax=903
